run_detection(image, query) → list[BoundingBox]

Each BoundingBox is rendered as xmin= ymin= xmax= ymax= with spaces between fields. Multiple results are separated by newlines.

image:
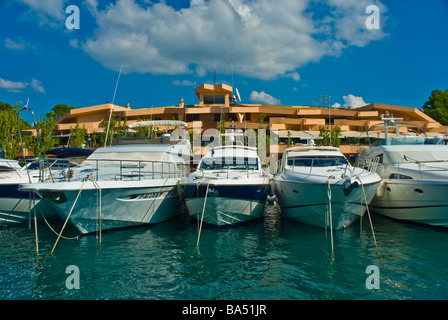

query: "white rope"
xmin=32 ymin=191 xmax=39 ymax=257
xmin=49 ymin=179 xmax=86 ymax=255
xmin=357 ymin=177 xmax=379 ymax=255
xmin=37 ymin=201 xmax=79 ymax=240
xmin=327 ymin=177 xmax=334 ymax=259
xmin=87 ymin=176 xmax=102 ymax=246
xmin=194 ymin=179 xmax=212 ymax=254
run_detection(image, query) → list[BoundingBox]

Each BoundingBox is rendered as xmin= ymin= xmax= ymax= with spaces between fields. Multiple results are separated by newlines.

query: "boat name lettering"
xmin=130 ymin=191 xmax=169 ymax=200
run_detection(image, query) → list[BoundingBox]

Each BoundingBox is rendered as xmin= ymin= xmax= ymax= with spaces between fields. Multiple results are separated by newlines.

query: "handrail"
xmin=285 ymin=156 xmax=351 ymax=178
xmin=357 ymin=155 xmax=448 ymax=181
xmin=284 ymin=146 xmax=340 ymax=153
xmin=22 ymin=157 xmax=190 ymax=183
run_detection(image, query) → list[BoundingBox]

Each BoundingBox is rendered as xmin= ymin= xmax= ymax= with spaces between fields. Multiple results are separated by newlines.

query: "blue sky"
xmin=1 ymin=0 xmax=448 ymax=123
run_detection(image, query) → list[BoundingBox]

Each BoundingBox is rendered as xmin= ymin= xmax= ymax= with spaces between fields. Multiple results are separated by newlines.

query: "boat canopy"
xmin=45 ymin=147 xmax=93 ymax=158
xmin=377 ymin=136 xmax=425 ymax=146
xmin=128 ymin=120 xmax=188 ymax=129
xmin=380 ymin=145 xmax=448 ymax=164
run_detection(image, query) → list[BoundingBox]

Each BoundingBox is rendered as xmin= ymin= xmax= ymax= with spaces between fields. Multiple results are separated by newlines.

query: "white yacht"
xmin=0 ymin=155 xmax=21 ymax=172
xmin=0 ymin=149 xmax=91 ymax=226
xmin=272 ymin=145 xmax=381 ymax=230
xmin=181 ymin=143 xmax=271 ymax=226
xmin=19 ymin=121 xmax=192 ymax=234
xmin=0 ymin=161 xmax=42 ymax=225
xmin=357 ymin=114 xmax=448 ymax=228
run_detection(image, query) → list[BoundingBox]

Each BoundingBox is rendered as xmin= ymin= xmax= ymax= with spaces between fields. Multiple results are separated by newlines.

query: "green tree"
xmin=257 ymin=113 xmax=270 ymax=164
xmin=46 ymin=104 xmax=76 ymax=119
xmin=0 ymin=101 xmax=14 ymax=112
xmin=318 ymin=126 xmax=341 ymax=147
xmin=68 ymin=123 xmax=87 ymax=148
xmin=29 ymin=116 xmax=58 ymax=156
xmin=422 ymin=89 xmax=448 ymax=125
xmin=0 ymin=102 xmax=32 ymax=159
xmin=103 ymin=114 xmax=128 ymax=146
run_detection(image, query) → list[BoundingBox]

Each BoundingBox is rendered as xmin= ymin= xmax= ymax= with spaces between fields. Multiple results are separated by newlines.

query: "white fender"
xmin=376 ymin=180 xmax=385 ymax=198
xmin=267 ymin=194 xmax=277 ymax=203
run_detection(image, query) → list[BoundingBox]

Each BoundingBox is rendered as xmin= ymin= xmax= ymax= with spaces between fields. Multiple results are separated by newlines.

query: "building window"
xmin=186 ymin=114 xmax=200 ymax=122
xmin=204 ymin=95 xmax=225 ymax=104
xmin=228 ymin=113 xmax=238 ymax=122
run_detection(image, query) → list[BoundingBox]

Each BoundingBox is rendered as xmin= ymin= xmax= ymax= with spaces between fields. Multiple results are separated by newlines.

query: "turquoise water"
xmin=1 ymin=203 xmax=448 ymax=300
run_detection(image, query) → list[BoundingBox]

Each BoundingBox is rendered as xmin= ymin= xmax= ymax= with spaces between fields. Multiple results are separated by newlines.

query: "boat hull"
xmin=272 ymin=179 xmax=379 ymax=230
xmin=22 ymin=179 xmax=181 ymax=234
xmin=371 ymin=179 xmax=448 ymax=228
xmin=182 ymin=180 xmax=270 ymax=226
xmin=0 ymin=184 xmax=56 ymax=225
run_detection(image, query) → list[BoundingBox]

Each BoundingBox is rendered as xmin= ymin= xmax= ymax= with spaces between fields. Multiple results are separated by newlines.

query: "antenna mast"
xmin=104 ymin=65 xmax=123 ymax=147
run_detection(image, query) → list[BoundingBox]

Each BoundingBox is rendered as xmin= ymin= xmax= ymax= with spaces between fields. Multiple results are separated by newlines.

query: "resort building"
xmin=51 ymin=83 xmax=448 ymax=159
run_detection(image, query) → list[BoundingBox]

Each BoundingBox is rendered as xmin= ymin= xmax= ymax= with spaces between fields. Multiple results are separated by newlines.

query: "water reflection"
xmin=2 ymin=204 xmax=448 ymax=299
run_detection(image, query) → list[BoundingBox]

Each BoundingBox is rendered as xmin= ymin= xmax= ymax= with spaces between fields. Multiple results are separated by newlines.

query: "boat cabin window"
xmin=27 ymin=159 xmax=73 ymax=170
xmin=287 ymin=156 xmax=348 ymax=167
xmin=200 ymin=157 xmax=259 ymax=170
xmin=386 ymin=150 xmax=448 ymax=163
xmin=389 ymin=173 xmax=413 ymax=179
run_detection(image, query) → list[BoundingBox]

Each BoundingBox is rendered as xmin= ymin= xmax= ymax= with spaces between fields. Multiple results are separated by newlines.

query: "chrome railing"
xmin=285 ymin=157 xmax=352 ymax=177
xmin=21 ymin=157 xmax=190 ymax=183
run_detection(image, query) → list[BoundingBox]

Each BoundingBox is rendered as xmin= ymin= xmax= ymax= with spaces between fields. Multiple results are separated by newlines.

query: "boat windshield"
xmin=200 ymin=157 xmax=259 ymax=170
xmin=287 ymin=156 xmax=348 ymax=167
xmin=26 ymin=159 xmax=74 ymax=170
xmin=386 ymin=150 xmax=448 ymax=163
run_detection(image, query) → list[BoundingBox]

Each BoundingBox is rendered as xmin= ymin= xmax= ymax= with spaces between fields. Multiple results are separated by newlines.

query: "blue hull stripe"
xmin=182 ymin=184 xmax=269 ymax=202
xmin=0 ymin=184 xmax=36 ymax=199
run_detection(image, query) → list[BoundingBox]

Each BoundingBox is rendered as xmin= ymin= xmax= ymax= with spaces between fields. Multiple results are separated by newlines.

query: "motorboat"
xmin=0 ymin=149 xmax=21 ymax=172
xmin=19 ymin=121 xmax=192 ymax=234
xmin=272 ymin=144 xmax=382 ymax=230
xmin=181 ymin=139 xmax=271 ymax=226
xmin=0 ymin=148 xmax=92 ymax=226
xmin=0 ymin=158 xmax=38 ymax=225
xmin=357 ymin=113 xmax=448 ymax=228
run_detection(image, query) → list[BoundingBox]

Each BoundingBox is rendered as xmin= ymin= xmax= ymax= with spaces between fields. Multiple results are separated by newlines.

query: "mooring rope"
xmin=32 ymin=192 xmax=39 ymax=257
xmin=37 ymin=200 xmax=79 ymax=240
xmin=49 ymin=179 xmax=86 ymax=256
xmin=194 ymin=179 xmax=212 ymax=254
xmin=356 ymin=177 xmax=379 ymax=255
xmin=326 ymin=176 xmax=335 ymax=259
xmin=87 ymin=176 xmax=102 ymax=246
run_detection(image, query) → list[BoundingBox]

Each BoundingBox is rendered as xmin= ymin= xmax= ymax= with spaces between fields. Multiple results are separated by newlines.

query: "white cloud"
xmin=331 ymin=102 xmax=341 ymax=108
xmin=0 ymin=78 xmax=28 ymax=93
xmin=326 ymin=0 xmax=387 ymax=48
xmin=80 ymin=0 xmax=387 ymax=80
xmin=30 ymin=78 xmax=46 ymax=94
xmin=284 ymin=71 xmax=301 ymax=82
xmin=249 ymin=91 xmax=281 ymax=105
xmin=172 ymin=80 xmax=194 ymax=86
xmin=0 ymin=77 xmax=45 ymax=94
xmin=4 ymin=37 xmax=36 ymax=51
xmin=341 ymin=94 xmax=368 ymax=108
xmin=16 ymin=0 xmax=67 ymax=27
